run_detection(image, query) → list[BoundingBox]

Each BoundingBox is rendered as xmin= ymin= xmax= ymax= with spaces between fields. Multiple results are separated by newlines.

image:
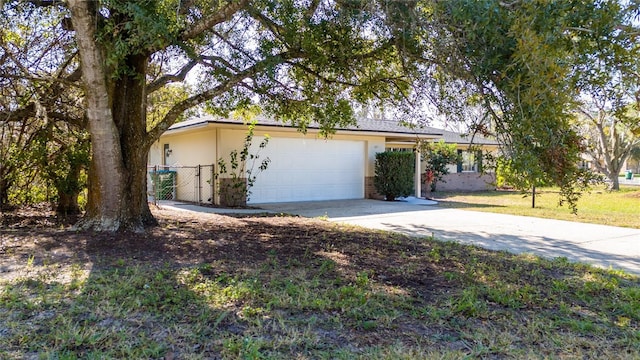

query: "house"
xmin=436 ymin=129 xmax=499 ymax=192
xmin=148 ymin=116 xmax=498 ymax=205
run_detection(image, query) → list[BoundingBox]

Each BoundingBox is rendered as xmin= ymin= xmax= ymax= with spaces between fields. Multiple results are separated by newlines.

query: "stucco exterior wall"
xmin=149 ymin=142 xmax=162 ymax=167
xmin=157 ymin=128 xmax=218 ymax=167
xmin=148 ymin=128 xmax=217 ymax=203
xmin=150 ymin=124 xmax=389 ymax=204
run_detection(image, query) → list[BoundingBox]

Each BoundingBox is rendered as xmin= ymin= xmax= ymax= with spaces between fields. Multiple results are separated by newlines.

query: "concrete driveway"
xmin=257 ymin=199 xmax=640 ymax=275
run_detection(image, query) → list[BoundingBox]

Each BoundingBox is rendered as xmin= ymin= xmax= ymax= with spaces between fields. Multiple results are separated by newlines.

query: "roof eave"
xmin=164 ymin=119 xmax=443 ymax=138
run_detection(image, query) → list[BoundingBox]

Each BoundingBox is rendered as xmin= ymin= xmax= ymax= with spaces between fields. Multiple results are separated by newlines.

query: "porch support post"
xmin=415 ymin=149 xmax=421 ymax=198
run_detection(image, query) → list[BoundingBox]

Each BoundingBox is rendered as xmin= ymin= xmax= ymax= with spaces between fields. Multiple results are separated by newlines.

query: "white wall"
xmin=151 ymin=124 xmax=388 ymax=203
xmin=148 ymin=128 xmax=217 ymax=203
xmin=161 ymin=128 xmax=217 ymax=166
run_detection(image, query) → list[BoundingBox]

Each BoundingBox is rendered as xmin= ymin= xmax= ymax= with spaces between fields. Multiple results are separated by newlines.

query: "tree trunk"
xmin=56 ymin=191 xmax=80 ymax=215
xmin=608 ymin=158 xmax=623 ymax=191
xmin=0 ymin=171 xmax=11 ymax=211
xmin=531 ymin=186 xmax=536 ymax=208
xmin=610 ymin=176 xmax=620 ymax=191
xmin=69 ymin=0 xmax=155 ymax=231
xmin=80 ymin=54 xmax=156 ymax=231
xmin=110 ymin=53 xmax=156 ymax=229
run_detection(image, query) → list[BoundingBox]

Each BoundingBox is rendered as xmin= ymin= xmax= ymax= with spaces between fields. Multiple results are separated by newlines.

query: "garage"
xmin=248 ymin=137 xmax=365 ymax=203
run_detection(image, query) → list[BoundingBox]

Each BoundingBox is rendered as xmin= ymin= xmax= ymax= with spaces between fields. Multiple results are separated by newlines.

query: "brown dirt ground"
xmin=0 ymin=204 xmax=465 ymax=296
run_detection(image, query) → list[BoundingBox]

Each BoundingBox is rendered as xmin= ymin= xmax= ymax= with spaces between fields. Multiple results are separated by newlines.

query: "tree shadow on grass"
xmin=2 ymin=209 xmax=448 ymax=358
xmin=1 ymin=207 xmax=639 ymax=358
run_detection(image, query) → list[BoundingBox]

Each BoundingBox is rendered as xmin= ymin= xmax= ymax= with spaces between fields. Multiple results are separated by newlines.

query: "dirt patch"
xmin=623 ymin=190 xmax=640 ymax=198
xmin=0 ymin=205 xmax=458 ymax=294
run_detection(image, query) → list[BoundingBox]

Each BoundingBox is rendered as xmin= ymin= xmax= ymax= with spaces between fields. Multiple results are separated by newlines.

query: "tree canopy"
xmin=1 ymin=0 xmax=638 ymax=230
xmin=419 ymin=0 xmax=639 ymax=206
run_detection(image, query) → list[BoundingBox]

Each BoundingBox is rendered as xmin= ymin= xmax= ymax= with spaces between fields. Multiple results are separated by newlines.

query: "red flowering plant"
xmin=423 ymin=169 xmax=435 ymax=187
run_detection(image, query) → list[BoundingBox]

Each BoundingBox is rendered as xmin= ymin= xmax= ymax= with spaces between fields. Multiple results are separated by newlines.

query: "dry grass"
xmin=432 ymin=185 xmax=640 ymax=228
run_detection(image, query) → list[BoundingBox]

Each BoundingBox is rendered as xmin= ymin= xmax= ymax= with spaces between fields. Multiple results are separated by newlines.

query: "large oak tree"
xmin=6 ymin=0 xmax=419 ymax=231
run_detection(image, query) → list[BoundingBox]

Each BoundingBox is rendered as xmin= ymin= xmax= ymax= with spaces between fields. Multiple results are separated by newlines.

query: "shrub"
xmin=374 ymin=151 xmax=414 ymax=201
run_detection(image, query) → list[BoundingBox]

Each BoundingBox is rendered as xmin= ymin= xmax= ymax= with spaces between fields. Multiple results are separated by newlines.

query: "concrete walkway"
xmin=620 ymin=177 xmax=640 ymax=186
xmin=160 ymin=199 xmax=640 ymax=275
xmin=257 ymin=199 xmax=640 ymax=275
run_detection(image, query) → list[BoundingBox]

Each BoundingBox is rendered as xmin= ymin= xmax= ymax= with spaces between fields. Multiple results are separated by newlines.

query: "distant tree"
xmin=35 ymin=125 xmax=90 ymax=215
xmin=570 ymin=0 xmax=640 ymax=190
xmin=578 ymin=106 xmax=639 ymax=190
xmin=629 ymin=146 xmax=640 ymax=173
xmin=0 ymin=114 xmax=41 ymax=209
xmin=0 ymin=4 xmax=87 ymax=212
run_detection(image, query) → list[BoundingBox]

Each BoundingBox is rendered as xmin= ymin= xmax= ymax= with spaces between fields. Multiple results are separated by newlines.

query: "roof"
xmin=439 ymin=129 xmax=499 ymax=146
xmin=168 ymin=116 xmax=499 ymax=145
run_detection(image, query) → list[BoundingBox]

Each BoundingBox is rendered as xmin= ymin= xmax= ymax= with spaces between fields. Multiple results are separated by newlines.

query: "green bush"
xmin=374 ymin=151 xmax=415 ymax=201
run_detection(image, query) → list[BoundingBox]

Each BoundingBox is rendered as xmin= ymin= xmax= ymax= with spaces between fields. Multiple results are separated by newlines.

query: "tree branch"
xmin=179 ymin=0 xmax=250 ymax=41
xmin=246 ymin=6 xmax=286 ymax=41
xmin=147 ymin=60 xmax=197 ymax=93
xmin=200 ymin=55 xmax=241 ymax=73
xmin=146 ymin=51 xmax=294 ymax=145
xmin=212 ymin=29 xmax=259 ymax=62
xmin=0 ymin=104 xmax=36 ymax=122
xmin=286 ymin=61 xmax=360 ymax=87
xmin=305 ymin=0 xmax=321 ymax=20
xmin=26 ymin=0 xmax=63 ymax=6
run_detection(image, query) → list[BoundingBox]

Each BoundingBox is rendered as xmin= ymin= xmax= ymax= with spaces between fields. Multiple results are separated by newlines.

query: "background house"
xmin=437 ymin=129 xmax=498 ymax=192
xmin=148 ymin=117 xmax=498 ymax=205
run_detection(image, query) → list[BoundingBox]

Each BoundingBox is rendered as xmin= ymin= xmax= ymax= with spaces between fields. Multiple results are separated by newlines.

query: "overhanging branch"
xmin=179 ymin=0 xmax=250 ymax=42
xmin=147 ymin=60 xmax=197 ymax=93
xmin=145 ymin=51 xmax=295 ymax=145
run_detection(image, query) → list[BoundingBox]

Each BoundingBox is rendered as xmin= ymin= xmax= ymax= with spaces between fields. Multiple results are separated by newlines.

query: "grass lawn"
xmin=1 ymin=207 xmax=639 ymax=359
xmin=431 ymin=185 xmax=640 ymax=229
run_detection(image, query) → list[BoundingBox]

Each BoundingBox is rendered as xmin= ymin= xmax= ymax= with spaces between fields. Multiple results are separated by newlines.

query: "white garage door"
xmin=248 ymin=137 xmax=365 ymax=203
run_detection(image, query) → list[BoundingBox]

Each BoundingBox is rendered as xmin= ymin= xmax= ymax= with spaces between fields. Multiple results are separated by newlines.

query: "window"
xmin=457 ymin=150 xmax=482 ymax=173
xmin=579 ymin=160 xmax=592 ymax=170
xmin=385 ymin=147 xmax=413 ymax=152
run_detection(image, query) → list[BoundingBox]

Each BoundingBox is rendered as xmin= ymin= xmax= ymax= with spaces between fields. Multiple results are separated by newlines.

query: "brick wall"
xmin=435 ymin=173 xmax=496 ymax=192
xmin=364 ymin=176 xmax=385 ymax=200
xmin=219 ymin=177 xmax=247 ymax=207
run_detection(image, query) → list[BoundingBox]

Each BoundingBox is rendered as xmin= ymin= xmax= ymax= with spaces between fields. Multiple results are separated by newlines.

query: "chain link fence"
xmin=147 ymin=165 xmax=215 ymax=206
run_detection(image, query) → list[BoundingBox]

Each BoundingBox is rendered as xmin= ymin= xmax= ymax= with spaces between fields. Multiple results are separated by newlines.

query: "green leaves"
xmin=97 ymin=0 xmax=180 ymax=77
xmin=423 ymin=0 xmax=636 ymax=210
xmin=420 ymin=140 xmax=458 ymax=191
xmin=374 ymin=151 xmax=415 ymax=201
